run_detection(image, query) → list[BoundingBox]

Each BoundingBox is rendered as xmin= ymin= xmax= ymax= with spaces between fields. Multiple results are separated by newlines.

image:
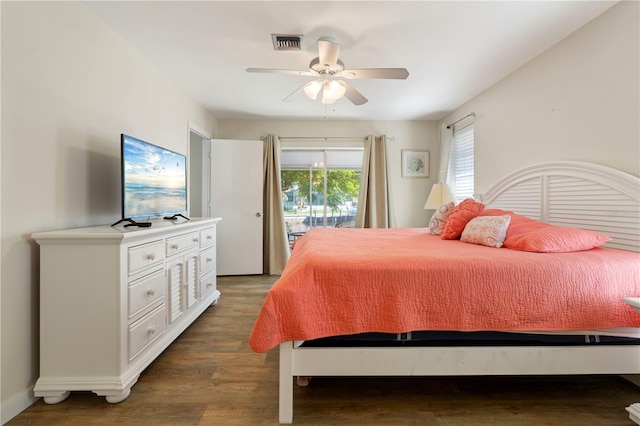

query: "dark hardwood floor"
xmin=8 ymin=275 xmax=639 ymax=425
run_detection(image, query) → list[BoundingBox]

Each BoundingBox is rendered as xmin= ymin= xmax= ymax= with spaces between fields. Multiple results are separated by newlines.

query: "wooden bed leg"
xmin=279 ymin=341 xmax=294 ymax=424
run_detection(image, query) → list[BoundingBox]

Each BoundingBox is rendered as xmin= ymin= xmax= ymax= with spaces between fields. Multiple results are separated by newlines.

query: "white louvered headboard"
xmin=476 ymin=161 xmax=640 ymax=252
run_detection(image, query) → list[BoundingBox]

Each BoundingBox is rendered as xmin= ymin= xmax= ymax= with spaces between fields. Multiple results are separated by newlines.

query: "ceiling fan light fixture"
xmin=320 ymin=80 xmax=345 ymax=104
xmin=328 ymin=80 xmax=346 ymax=99
xmin=321 ymin=91 xmax=337 ymax=104
xmin=303 ymin=80 xmax=323 ymax=100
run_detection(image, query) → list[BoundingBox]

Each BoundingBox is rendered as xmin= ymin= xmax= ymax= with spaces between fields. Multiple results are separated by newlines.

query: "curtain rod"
xmin=446 ymin=112 xmax=476 ymax=129
xmin=262 ymin=136 xmax=395 ymax=141
xmin=278 ymin=136 xmax=365 ymax=141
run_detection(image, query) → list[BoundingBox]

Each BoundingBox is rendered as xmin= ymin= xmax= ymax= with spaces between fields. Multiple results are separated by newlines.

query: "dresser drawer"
xmin=128 ymin=240 xmax=165 ymax=275
xmin=128 ymin=305 xmax=166 ymax=361
xmin=128 ymin=270 xmax=165 ymax=322
xmin=199 ymin=226 xmax=216 ymax=248
xmin=199 ymin=246 xmax=216 ymax=275
xmin=166 ymin=232 xmax=199 ymax=256
xmin=200 ymin=269 xmax=217 ymax=299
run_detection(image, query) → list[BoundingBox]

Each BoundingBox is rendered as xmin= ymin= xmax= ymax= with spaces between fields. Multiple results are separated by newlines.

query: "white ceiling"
xmin=85 ymin=1 xmax=616 ymax=121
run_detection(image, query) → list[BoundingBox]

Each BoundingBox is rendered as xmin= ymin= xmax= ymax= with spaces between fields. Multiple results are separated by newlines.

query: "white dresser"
xmin=32 ymin=217 xmax=222 ymax=404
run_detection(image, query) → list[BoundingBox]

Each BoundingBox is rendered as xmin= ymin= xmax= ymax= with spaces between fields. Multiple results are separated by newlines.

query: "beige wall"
xmin=441 ymin=1 xmax=639 ymax=194
xmin=2 ymin=0 xmax=637 ymax=422
xmin=1 ymin=2 xmax=216 ymax=421
xmin=217 ymin=119 xmax=440 ymax=228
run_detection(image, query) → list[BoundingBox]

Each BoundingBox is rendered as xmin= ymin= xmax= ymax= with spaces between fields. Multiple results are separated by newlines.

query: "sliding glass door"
xmin=281 ymin=149 xmax=363 ymax=237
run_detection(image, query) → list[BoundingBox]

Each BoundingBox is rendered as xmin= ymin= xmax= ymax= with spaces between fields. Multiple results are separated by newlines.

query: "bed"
xmin=249 ymin=161 xmax=640 ymax=423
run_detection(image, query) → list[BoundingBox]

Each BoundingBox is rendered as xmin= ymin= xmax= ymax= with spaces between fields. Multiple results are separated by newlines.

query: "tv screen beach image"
xmin=122 ymin=136 xmax=186 ymax=218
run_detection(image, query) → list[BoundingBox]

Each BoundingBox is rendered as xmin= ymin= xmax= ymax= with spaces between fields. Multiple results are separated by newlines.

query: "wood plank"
xmin=7 ymin=275 xmax=639 ymax=425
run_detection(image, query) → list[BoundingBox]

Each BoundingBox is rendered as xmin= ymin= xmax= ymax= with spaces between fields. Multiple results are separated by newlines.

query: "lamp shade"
xmin=304 ymin=79 xmax=347 ymax=104
xmin=303 ymin=80 xmax=323 ymax=100
xmin=424 ymin=183 xmax=455 ymax=209
xmin=328 ymin=80 xmax=346 ymax=99
xmin=321 ymin=88 xmax=337 ymax=104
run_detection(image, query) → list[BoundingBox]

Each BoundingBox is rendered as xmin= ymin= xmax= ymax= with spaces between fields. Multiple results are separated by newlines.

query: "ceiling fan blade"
xmin=341 ymin=81 xmax=368 ymax=105
xmin=246 ymin=68 xmax=315 ymax=77
xmin=318 ymin=38 xmax=340 ymax=68
xmin=339 ymin=68 xmax=409 ymax=80
xmin=282 ymin=83 xmax=310 ymax=103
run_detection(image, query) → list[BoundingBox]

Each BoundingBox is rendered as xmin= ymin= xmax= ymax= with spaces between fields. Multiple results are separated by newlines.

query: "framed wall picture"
xmin=401 ymin=150 xmax=430 ymax=178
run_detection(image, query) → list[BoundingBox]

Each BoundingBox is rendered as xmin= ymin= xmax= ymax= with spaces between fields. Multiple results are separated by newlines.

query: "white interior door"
xmin=209 ymin=139 xmax=263 ymax=275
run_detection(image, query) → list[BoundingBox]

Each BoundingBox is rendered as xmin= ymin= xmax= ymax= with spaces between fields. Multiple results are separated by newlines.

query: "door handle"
xmin=256 ymin=212 xmax=262 ymax=217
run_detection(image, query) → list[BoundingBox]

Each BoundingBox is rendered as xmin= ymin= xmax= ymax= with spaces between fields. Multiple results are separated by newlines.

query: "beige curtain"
xmin=355 ymin=135 xmax=393 ymax=228
xmin=263 ymin=134 xmax=290 ymax=275
xmin=438 ymin=123 xmax=454 ymax=185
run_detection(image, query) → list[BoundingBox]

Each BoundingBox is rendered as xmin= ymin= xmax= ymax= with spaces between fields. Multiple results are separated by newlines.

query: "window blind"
xmin=451 ymin=124 xmax=474 ymax=202
xmin=280 ymin=149 xmax=363 ymax=170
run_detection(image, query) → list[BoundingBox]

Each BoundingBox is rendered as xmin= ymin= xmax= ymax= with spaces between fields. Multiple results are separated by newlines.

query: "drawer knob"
xmin=206 ymin=235 xmax=213 ymax=240
xmin=146 ymin=253 xmax=156 ymax=261
xmin=171 ymin=243 xmax=179 ymax=250
xmin=206 ymin=282 xmax=213 ymax=288
xmin=147 ymin=289 xmax=156 ymax=296
xmin=193 ymin=237 xmax=199 ymax=242
xmin=148 ymin=325 xmax=157 ymax=335
xmin=206 ymin=257 xmax=213 ymax=263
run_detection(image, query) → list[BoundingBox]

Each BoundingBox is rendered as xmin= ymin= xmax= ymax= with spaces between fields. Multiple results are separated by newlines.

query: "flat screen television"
xmin=115 ymin=134 xmax=187 ymax=226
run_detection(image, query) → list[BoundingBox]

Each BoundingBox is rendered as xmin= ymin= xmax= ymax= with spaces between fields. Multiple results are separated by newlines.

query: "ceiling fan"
xmin=246 ymin=37 xmax=409 ymax=106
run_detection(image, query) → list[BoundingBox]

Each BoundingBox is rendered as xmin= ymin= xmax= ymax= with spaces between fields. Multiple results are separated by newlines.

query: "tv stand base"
xmin=110 ymin=218 xmax=152 ymax=227
xmin=164 ymin=214 xmax=190 ymax=221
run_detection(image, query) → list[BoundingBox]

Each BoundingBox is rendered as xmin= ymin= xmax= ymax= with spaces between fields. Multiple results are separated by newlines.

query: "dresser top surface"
xmin=32 ymin=217 xmax=222 ymax=243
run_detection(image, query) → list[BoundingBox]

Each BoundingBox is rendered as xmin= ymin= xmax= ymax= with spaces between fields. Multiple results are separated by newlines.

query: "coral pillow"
xmin=478 ymin=208 xmax=611 ymax=252
xmin=478 ymin=208 xmax=551 ymax=240
xmin=504 ymin=226 xmax=611 ymax=253
xmin=429 ymin=202 xmax=456 ymax=235
xmin=461 ymin=215 xmax=511 ymax=248
xmin=440 ymin=198 xmax=485 ymax=240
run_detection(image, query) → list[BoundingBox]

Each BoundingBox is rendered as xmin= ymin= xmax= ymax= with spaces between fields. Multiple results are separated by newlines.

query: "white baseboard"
xmin=1 ymin=388 xmax=38 ymax=425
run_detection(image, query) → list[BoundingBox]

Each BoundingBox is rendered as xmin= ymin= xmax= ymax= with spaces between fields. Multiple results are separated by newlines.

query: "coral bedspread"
xmin=249 ymin=228 xmax=640 ymax=353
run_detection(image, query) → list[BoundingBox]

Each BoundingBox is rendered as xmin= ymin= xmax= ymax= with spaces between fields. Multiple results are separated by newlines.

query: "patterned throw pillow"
xmin=461 ymin=215 xmax=512 ymax=248
xmin=440 ymin=198 xmax=485 ymax=240
xmin=429 ymin=202 xmax=456 ymax=235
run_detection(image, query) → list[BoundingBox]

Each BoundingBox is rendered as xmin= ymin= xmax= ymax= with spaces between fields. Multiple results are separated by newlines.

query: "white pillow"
xmin=429 ymin=202 xmax=456 ymax=235
xmin=461 ymin=215 xmax=511 ymax=248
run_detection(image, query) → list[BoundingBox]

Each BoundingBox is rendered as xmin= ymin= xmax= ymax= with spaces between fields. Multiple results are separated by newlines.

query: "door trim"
xmin=187 ymin=122 xmax=212 ymax=218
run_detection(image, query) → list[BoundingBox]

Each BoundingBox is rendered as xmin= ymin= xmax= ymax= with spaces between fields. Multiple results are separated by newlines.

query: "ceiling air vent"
xmin=271 ymin=34 xmax=303 ymax=51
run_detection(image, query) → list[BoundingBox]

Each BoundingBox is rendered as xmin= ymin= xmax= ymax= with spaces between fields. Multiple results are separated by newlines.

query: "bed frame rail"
xmin=279 ymin=341 xmax=640 ymax=423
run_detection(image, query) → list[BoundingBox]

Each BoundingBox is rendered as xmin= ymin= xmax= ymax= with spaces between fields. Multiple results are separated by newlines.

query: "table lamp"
xmin=424 ymin=183 xmax=455 ymax=209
